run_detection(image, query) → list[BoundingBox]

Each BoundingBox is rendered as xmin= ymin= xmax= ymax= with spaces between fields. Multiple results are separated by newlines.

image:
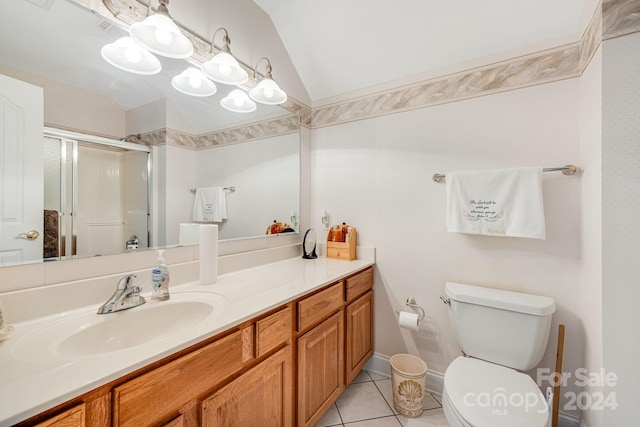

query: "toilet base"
xmin=442 ymin=386 xmax=471 ymax=427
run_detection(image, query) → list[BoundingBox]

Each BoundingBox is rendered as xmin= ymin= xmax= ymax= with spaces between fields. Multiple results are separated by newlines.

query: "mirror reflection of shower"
xmin=43 ymin=133 xmax=150 ymax=260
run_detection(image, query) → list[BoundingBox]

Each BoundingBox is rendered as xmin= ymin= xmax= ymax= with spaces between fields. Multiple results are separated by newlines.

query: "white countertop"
xmin=0 ymin=256 xmax=374 ymax=426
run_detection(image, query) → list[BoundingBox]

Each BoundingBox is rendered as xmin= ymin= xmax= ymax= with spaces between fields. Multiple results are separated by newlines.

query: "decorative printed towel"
xmin=192 ymin=187 xmax=228 ymax=223
xmin=445 ymin=167 xmax=546 ymax=239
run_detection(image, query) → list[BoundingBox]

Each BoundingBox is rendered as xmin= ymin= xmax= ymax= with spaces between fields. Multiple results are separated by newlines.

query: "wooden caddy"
xmin=326 ymin=226 xmax=356 ymax=260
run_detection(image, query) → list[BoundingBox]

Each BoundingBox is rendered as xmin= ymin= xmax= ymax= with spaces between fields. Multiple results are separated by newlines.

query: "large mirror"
xmin=0 ymin=0 xmax=300 ymax=266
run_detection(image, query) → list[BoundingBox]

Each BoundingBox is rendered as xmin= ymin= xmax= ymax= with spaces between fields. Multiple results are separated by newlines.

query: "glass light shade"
xmin=201 ymin=52 xmax=248 ymax=85
xmin=130 ymin=14 xmax=193 ymax=59
xmin=249 ymin=78 xmax=287 ymax=105
xmin=220 ymin=89 xmax=256 ymax=113
xmin=171 ymin=67 xmax=217 ymax=97
xmin=101 ymin=37 xmax=161 ymax=75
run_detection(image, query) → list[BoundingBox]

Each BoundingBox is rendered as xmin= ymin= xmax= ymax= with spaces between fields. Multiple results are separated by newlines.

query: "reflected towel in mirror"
xmin=192 ymin=187 xmax=228 ymax=222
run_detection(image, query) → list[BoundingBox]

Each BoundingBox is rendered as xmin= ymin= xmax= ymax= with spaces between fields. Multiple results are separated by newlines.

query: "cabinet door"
xmin=113 ymin=330 xmax=245 ymax=426
xmin=34 ymin=404 xmax=85 ymax=427
xmin=297 ymin=311 xmax=345 ymax=427
xmin=202 ymin=346 xmax=292 ymax=427
xmin=346 ymin=291 xmax=374 ymax=384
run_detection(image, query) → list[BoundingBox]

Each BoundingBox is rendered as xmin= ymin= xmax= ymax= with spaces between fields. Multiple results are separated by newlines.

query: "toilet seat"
xmin=443 ymin=356 xmax=550 ymax=427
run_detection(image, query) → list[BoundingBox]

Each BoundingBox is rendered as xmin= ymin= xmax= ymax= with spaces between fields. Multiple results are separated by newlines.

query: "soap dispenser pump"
xmin=151 ymin=249 xmax=170 ymax=301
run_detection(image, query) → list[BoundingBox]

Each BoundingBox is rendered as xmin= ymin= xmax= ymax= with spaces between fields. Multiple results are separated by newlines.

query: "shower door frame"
xmin=44 ymin=127 xmax=151 ymax=260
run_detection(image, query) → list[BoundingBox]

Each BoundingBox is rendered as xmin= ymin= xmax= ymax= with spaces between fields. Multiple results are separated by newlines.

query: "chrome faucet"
xmin=97 ymin=274 xmax=146 ymax=314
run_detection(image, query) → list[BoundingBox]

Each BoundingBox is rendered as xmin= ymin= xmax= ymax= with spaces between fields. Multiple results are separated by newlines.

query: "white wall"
xmin=195 ymin=134 xmax=300 ymax=240
xmin=579 ymin=45 xmax=604 ymax=427
xmin=311 ymin=78 xmax=585 ymax=417
xmin=0 ymin=65 xmax=125 ymax=138
xmin=602 ymin=31 xmax=640 ymax=426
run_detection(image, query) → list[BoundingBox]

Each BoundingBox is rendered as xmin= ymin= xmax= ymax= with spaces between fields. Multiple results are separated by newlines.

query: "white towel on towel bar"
xmin=445 ymin=167 xmax=546 ymax=239
xmin=192 ymin=187 xmax=227 ymax=223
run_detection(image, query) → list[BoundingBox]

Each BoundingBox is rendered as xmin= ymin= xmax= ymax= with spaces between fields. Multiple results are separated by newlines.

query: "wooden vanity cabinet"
xmin=344 ymin=268 xmax=374 ymax=384
xmin=295 ymin=267 xmax=374 ymax=427
xmin=111 ymin=305 xmax=292 ymax=427
xmin=297 ymin=311 xmax=345 ymax=427
xmin=18 ymin=266 xmax=374 ymax=427
xmin=112 ymin=329 xmax=247 ymax=426
xmin=201 ymin=345 xmax=292 ymax=426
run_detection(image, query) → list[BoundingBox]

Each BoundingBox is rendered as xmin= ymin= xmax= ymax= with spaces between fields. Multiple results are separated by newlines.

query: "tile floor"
xmin=315 ymin=370 xmax=450 ymax=427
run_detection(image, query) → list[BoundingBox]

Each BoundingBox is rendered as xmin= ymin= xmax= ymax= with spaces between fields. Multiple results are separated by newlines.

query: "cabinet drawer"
xmin=256 ymin=306 xmax=291 ymax=358
xmin=345 ymin=268 xmax=373 ymax=302
xmin=297 ymin=282 xmax=343 ymax=332
xmin=113 ymin=330 xmax=245 ymax=426
xmin=326 ymin=247 xmax=354 ymax=260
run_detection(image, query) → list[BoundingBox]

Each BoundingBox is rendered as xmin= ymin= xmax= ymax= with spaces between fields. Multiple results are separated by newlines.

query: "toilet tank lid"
xmin=445 ymin=282 xmax=555 ymax=316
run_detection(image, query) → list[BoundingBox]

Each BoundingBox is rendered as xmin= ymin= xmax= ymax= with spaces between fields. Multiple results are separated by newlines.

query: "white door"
xmin=0 ymin=74 xmax=44 ymax=266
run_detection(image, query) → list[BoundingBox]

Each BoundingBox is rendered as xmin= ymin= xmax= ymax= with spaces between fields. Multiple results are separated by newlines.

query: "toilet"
xmin=441 ymin=282 xmax=555 ymax=427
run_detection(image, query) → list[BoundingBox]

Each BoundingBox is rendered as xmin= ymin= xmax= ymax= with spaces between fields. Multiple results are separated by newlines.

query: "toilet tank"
xmin=444 ymin=282 xmax=555 ymax=371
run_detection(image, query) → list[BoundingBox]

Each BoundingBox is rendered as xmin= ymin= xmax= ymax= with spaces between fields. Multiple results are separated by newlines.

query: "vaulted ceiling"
xmin=252 ymin=0 xmax=593 ymax=104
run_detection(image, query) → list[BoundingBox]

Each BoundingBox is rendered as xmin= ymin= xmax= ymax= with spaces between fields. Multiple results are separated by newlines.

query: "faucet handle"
xmin=117 ymin=274 xmax=137 ymax=290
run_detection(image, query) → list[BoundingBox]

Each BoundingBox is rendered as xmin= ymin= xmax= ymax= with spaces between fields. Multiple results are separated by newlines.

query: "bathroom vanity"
xmin=0 ymin=256 xmax=374 ymax=427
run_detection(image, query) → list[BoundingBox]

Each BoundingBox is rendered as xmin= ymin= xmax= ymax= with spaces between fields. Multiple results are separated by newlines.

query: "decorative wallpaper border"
xmin=139 ymin=114 xmax=300 ymax=150
xmin=311 ymin=0 xmax=640 ymax=129
xmin=603 ymin=0 xmax=640 ymax=40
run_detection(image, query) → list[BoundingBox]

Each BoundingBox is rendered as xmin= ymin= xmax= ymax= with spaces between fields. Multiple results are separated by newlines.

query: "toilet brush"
xmin=552 ymin=324 xmax=565 ymax=427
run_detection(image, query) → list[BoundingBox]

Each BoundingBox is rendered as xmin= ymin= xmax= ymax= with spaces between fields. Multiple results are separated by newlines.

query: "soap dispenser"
xmin=151 ymin=249 xmax=170 ymax=301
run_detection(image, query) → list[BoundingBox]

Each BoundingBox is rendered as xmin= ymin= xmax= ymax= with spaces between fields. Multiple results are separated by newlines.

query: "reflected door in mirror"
xmin=0 ymin=74 xmax=43 ymax=266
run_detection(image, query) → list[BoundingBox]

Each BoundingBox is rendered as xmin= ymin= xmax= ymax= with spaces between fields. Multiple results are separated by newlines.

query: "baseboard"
xmin=559 ymin=412 xmax=581 ymax=427
xmin=364 ymin=352 xmax=582 ymax=427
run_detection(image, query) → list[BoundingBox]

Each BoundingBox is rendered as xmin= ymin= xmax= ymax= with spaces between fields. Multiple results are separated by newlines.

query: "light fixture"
xmin=220 ymin=89 xmax=256 ymax=113
xmin=201 ymin=28 xmax=249 ymax=85
xmin=129 ymin=0 xmax=193 ymax=59
xmin=249 ymin=57 xmax=287 ymax=105
xmin=171 ymin=67 xmax=217 ymax=96
xmin=101 ymin=36 xmax=161 ymax=75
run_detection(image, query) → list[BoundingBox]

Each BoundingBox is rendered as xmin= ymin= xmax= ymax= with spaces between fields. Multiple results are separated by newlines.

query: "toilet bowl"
xmin=442 ymin=357 xmax=550 ymax=427
xmin=441 ymin=282 xmax=555 ymax=427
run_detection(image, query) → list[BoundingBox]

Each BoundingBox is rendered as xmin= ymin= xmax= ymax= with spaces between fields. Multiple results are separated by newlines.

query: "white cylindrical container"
xmin=390 ymin=353 xmax=428 ymax=418
xmin=199 ymin=224 xmax=218 ymax=284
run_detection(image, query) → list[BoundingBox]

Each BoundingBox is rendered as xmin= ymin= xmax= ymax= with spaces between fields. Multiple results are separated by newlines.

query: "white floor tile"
xmin=368 ymin=370 xmax=390 ymax=381
xmin=316 ymin=403 xmax=343 ymax=427
xmin=345 ymin=415 xmax=402 ymax=426
xmin=336 ymin=381 xmax=395 ymax=423
xmin=351 ymin=370 xmax=373 ymax=384
xmin=397 ymin=408 xmax=449 ymax=427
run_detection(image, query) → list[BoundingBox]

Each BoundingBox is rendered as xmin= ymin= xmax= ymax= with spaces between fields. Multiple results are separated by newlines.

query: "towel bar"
xmin=190 ymin=186 xmax=236 ymax=193
xmin=432 ymin=164 xmax=577 ymax=183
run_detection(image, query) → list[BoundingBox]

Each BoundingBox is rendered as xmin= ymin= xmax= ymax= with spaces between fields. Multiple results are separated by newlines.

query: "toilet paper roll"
xmin=199 ymin=224 xmax=218 ymax=285
xmin=398 ymin=310 xmax=420 ymax=331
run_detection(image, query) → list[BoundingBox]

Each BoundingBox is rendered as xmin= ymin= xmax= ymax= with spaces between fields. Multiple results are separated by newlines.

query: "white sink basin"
xmin=12 ymin=292 xmax=227 ymax=360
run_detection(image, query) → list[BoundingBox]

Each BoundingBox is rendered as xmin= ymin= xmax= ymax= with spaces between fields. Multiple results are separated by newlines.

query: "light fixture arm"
xmin=253 ymin=56 xmax=273 ymax=80
xmin=157 ymin=0 xmax=170 ymax=16
xmin=141 ymin=0 xmax=170 ymax=17
xmin=210 ymin=27 xmax=232 ymax=54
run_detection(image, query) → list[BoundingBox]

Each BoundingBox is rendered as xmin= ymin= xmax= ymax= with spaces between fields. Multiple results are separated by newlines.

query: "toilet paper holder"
xmin=405 ymin=297 xmax=426 ymax=321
